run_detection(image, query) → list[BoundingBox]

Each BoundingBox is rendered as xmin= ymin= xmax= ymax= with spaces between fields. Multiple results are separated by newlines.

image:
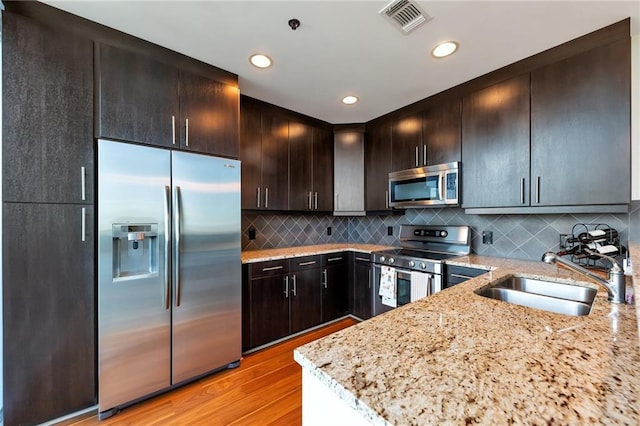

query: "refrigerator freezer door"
xmin=171 ymin=151 xmax=242 ymax=384
xmin=98 ymin=140 xmax=172 ymax=411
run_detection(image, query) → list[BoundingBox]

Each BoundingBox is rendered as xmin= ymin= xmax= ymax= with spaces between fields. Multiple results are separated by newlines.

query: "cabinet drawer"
xmin=352 ymin=253 xmax=372 ymax=263
xmin=249 ymin=259 xmax=289 ymax=278
xmin=321 ymin=252 xmax=347 ymax=267
xmin=446 ymin=265 xmax=488 ymax=287
xmin=290 ymin=255 xmax=321 ymax=271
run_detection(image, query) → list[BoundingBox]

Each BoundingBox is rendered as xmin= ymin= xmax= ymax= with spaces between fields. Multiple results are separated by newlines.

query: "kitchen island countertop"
xmin=295 ymin=254 xmax=640 ymax=425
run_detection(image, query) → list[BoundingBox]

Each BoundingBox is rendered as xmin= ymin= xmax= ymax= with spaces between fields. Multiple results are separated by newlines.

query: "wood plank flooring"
xmin=67 ymin=318 xmax=358 ymax=426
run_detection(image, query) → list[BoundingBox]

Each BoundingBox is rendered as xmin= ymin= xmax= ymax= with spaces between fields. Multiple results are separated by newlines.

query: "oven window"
xmin=397 ymin=275 xmax=411 ymax=306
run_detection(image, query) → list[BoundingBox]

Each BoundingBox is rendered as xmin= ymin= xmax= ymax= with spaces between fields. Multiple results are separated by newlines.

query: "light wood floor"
xmin=67 ymin=318 xmax=358 ymax=426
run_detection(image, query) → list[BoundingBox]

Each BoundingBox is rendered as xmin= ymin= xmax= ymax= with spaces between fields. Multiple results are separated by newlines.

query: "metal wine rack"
xmin=563 ymin=223 xmax=625 ymax=270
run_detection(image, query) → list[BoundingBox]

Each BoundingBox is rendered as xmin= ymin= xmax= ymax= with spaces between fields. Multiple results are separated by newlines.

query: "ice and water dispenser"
xmin=112 ymin=224 xmax=159 ymax=280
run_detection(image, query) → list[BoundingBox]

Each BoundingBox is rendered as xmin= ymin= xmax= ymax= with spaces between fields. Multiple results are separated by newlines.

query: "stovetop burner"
xmin=372 ymin=225 xmax=471 ymax=273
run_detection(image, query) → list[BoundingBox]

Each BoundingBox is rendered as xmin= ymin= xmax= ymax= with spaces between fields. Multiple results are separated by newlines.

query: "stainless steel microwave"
xmin=388 ymin=162 xmax=460 ymax=208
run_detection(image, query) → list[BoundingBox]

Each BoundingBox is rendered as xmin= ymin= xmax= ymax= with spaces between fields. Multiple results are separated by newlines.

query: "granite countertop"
xmin=241 ymin=243 xmax=396 ymax=264
xmin=295 ymin=254 xmax=640 ymax=425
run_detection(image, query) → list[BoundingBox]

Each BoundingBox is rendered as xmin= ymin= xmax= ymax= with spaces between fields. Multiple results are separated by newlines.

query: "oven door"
xmin=373 ymin=265 xmax=442 ymax=316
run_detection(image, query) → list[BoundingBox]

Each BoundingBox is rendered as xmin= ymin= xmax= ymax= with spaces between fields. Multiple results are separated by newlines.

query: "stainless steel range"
xmin=372 ymin=224 xmax=470 ymax=316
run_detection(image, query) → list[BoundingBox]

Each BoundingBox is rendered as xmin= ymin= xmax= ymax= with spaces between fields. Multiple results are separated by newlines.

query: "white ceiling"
xmin=43 ymin=1 xmax=640 ymax=124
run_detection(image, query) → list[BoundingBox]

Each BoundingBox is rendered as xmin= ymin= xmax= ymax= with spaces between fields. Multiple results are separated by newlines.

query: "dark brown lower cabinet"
xmin=289 ymin=266 xmax=322 ymax=333
xmin=351 ymin=253 xmax=373 ymax=320
xmin=3 ymin=202 xmax=95 ymax=426
xmin=321 ymin=253 xmax=348 ymax=322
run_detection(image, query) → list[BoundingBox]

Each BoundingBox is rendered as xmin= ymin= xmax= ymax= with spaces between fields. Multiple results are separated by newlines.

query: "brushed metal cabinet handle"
xmin=298 ymin=261 xmax=317 ymax=266
xmin=172 ymin=115 xmax=176 ymax=145
xmin=265 ymin=187 xmax=269 ymax=209
xmin=174 ymin=186 xmax=182 ymax=307
xmin=80 ymin=166 xmax=86 ymax=201
xmin=81 ymin=207 xmax=86 ymax=242
xmin=163 ymin=186 xmax=171 ymax=309
xmin=520 ymin=178 xmax=525 ymax=205
xmin=327 ymin=257 xmax=342 ymax=262
xmin=450 ymin=273 xmax=473 ymax=280
xmin=536 ymin=176 xmax=540 ymax=204
xmin=368 ymin=268 xmax=371 ymax=289
xmin=292 ymin=275 xmax=297 ymax=297
xmin=355 ymin=257 xmax=370 ymax=262
xmin=257 ymin=187 xmax=261 ymax=208
xmin=284 ymin=276 xmax=289 ymax=299
xmin=308 ymin=191 xmax=312 ymax=210
xmin=314 ymin=192 xmax=318 ymax=210
xmin=415 ymin=146 xmax=419 ymax=167
xmin=262 ymin=265 xmax=284 ymax=272
xmin=423 ymin=144 xmax=427 ymax=166
xmin=385 ymin=190 xmax=389 ymax=209
xmin=185 ymin=118 xmax=189 ymax=147
xmin=322 ymin=269 xmax=328 ymax=288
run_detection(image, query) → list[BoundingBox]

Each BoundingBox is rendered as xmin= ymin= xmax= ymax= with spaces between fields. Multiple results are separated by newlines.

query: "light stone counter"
xmin=241 ymin=243 xmax=396 ymax=264
xmin=295 ymin=254 xmax=640 ymax=425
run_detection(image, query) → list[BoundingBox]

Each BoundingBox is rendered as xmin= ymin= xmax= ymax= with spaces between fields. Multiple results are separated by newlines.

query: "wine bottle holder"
xmin=564 ymin=223 xmax=625 ymax=270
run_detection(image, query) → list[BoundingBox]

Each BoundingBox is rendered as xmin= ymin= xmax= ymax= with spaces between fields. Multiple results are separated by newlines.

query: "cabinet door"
xmin=312 ymin=126 xmax=334 ymax=211
xmin=3 ymin=203 xmax=95 ymax=426
xmin=248 ymin=275 xmax=290 ymax=348
xmin=423 ymin=98 xmax=462 ymax=165
xmin=261 ymin=114 xmax=290 ymax=210
xmin=531 ymin=39 xmax=630 ymax=206
xmin=97 ymin=43 xmax=179 ymax=147
xmin=179 ymin=69 xmax=239 ymax=157
xmin=289 ymin=120 xmax=314 ymax=211
xmin=365 ymin=123 xmax=392 ymax=211
xmin=462 ymin=74 xmax=531 ymax=208
xmin=290 ymin=268 xmax=322 ymax=334
xmin=239 ymin=98 xmax=263 ymax=209
xmin=352 ymin=256 xmax=372 ymax=320
xmin=391 ymin=113 xmax=423 ymax=171
xmin=3 ymin=12 xmax=93 ymax=204
xmin=322 ymin=260 xmax=348 ymax=322
xmin=334 ymin=130 xmax=365 ymax=213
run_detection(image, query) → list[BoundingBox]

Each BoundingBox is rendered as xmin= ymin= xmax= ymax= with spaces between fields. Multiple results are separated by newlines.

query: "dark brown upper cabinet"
xmin=97 ymin=43 xmax=239 ymax=158
xmin=461 ymin=74 xmax=531 ymax=209
xmin=365 ymin=122 xmax=392 ymax=211
xmin=530 ymin=38 xmax=630 ymax=206
xmin=422 ymin=97 xmax=462 ymax=165
xmin=391 ymin=113 xmax=423 ymax=171
xmin=3 ymin=11 xmax=94 ymax=205
xmin=289 ymin=120 xmax=314 ymax=211
xmin=239 ymin=97 xmax=289 ymax=210
xmin=312 ymin=126 xmax=334 ymax=211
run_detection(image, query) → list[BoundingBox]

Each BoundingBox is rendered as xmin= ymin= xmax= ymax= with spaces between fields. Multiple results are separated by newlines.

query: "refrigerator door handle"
xmin=164 ymin=185 xmax=171 ymax=310
xmin=174 ymin=185 xmax=182 ymax=307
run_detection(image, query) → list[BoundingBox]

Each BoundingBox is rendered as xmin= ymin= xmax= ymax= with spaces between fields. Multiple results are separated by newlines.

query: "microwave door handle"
xmin=439 ymin=173 xmax=444 ymax=201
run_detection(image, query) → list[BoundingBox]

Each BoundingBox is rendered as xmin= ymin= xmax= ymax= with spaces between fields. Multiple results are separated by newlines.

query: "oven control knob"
xmin=440 ymin=231 xmax=448 ymax=237
xmin=380 ymin=256 xmax=386 ymax=262
xmin=420 ymin=262 xmax=427 ymax=269
xmin=389 ymin=258 xmax=395 ymax=264
xmin=409 ymin=261 xmax=415 ymax=267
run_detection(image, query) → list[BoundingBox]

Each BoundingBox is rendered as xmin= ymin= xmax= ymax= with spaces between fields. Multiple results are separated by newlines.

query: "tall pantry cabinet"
xmin=2 ymin=11 xmax=96 ymax=426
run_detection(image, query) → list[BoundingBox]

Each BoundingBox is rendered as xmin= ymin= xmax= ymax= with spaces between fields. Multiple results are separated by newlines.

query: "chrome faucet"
xmin=541 ymin=250 xmax=626 ymax=304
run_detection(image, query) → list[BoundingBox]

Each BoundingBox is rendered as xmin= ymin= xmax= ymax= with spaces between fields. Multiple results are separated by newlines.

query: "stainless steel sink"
xmin=475 ymin=276 xmax=597 ymax=316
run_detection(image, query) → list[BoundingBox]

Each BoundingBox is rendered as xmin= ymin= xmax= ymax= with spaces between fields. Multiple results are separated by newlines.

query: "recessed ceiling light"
xmin=249 ymin=54 xmax=272 ymax=69
xmin=342 ymin=95 xmax=359 ymax=105
xmin=431 ymin=41 xmax=459 ymax=58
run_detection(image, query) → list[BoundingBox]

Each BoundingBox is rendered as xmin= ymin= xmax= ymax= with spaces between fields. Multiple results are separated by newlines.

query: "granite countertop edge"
xmin=241 ymin=243 xmax=397 ymax=264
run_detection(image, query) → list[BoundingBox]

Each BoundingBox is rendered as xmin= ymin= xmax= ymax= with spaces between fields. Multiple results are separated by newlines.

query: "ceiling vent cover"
xmin=379 ymin=0 xmax=432 ymax=34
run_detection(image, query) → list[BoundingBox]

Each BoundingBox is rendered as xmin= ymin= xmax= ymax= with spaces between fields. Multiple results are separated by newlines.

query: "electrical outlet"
xmin=387 ymin=226 xmax=393 ymax=236
xmin=559 ymin=234 xmax=570 ymax=249
xmin=482 ymin=231 xmax=493 ymax=244
xmin=327 ymin=226 xmax=332 ymax=236
xmin=248 ymin=227 xmax=256 ymax=240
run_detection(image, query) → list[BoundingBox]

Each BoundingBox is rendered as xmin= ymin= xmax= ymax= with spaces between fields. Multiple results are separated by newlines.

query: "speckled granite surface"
xmin=241 ymin=243 xmax=396 ymax=263
xmin=295 ymin=255 xmax=640 ymax=425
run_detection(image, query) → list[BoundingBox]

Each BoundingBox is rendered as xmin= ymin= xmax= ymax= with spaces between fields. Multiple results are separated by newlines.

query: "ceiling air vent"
xmin=379 ymin=0 xmax=432 ymax=35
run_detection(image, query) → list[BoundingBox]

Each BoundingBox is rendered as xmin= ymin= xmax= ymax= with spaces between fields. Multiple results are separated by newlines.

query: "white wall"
xmin=632 ymin=34 xmax=639 ymax=200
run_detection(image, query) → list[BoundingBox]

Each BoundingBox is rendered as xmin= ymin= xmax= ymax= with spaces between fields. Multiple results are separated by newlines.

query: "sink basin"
xmin=475 ymin=276 xmax=597 ymax=316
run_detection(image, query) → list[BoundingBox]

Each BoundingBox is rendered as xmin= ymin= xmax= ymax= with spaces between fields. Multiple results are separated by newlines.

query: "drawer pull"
xmin=355 ymin=257 xmax=370 ymax=262
xmin=262 ymin=265 xmax=284 ymax=272
xmin=327 ymin=257 xmax=343 ymax=262
xmin=298 ymin=261 xmax=317 ymax=266
xmin=450 ymin=273 xmax=473 ymax=280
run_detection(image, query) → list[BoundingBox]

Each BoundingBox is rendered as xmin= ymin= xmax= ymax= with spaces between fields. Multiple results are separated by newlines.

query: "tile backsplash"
xmin=242 ymin=207 xmax=633 ymax=262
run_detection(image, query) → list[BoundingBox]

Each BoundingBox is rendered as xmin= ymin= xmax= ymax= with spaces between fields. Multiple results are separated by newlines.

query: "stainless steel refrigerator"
xmin=97 ymin=139 xmax=241 ymax=418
